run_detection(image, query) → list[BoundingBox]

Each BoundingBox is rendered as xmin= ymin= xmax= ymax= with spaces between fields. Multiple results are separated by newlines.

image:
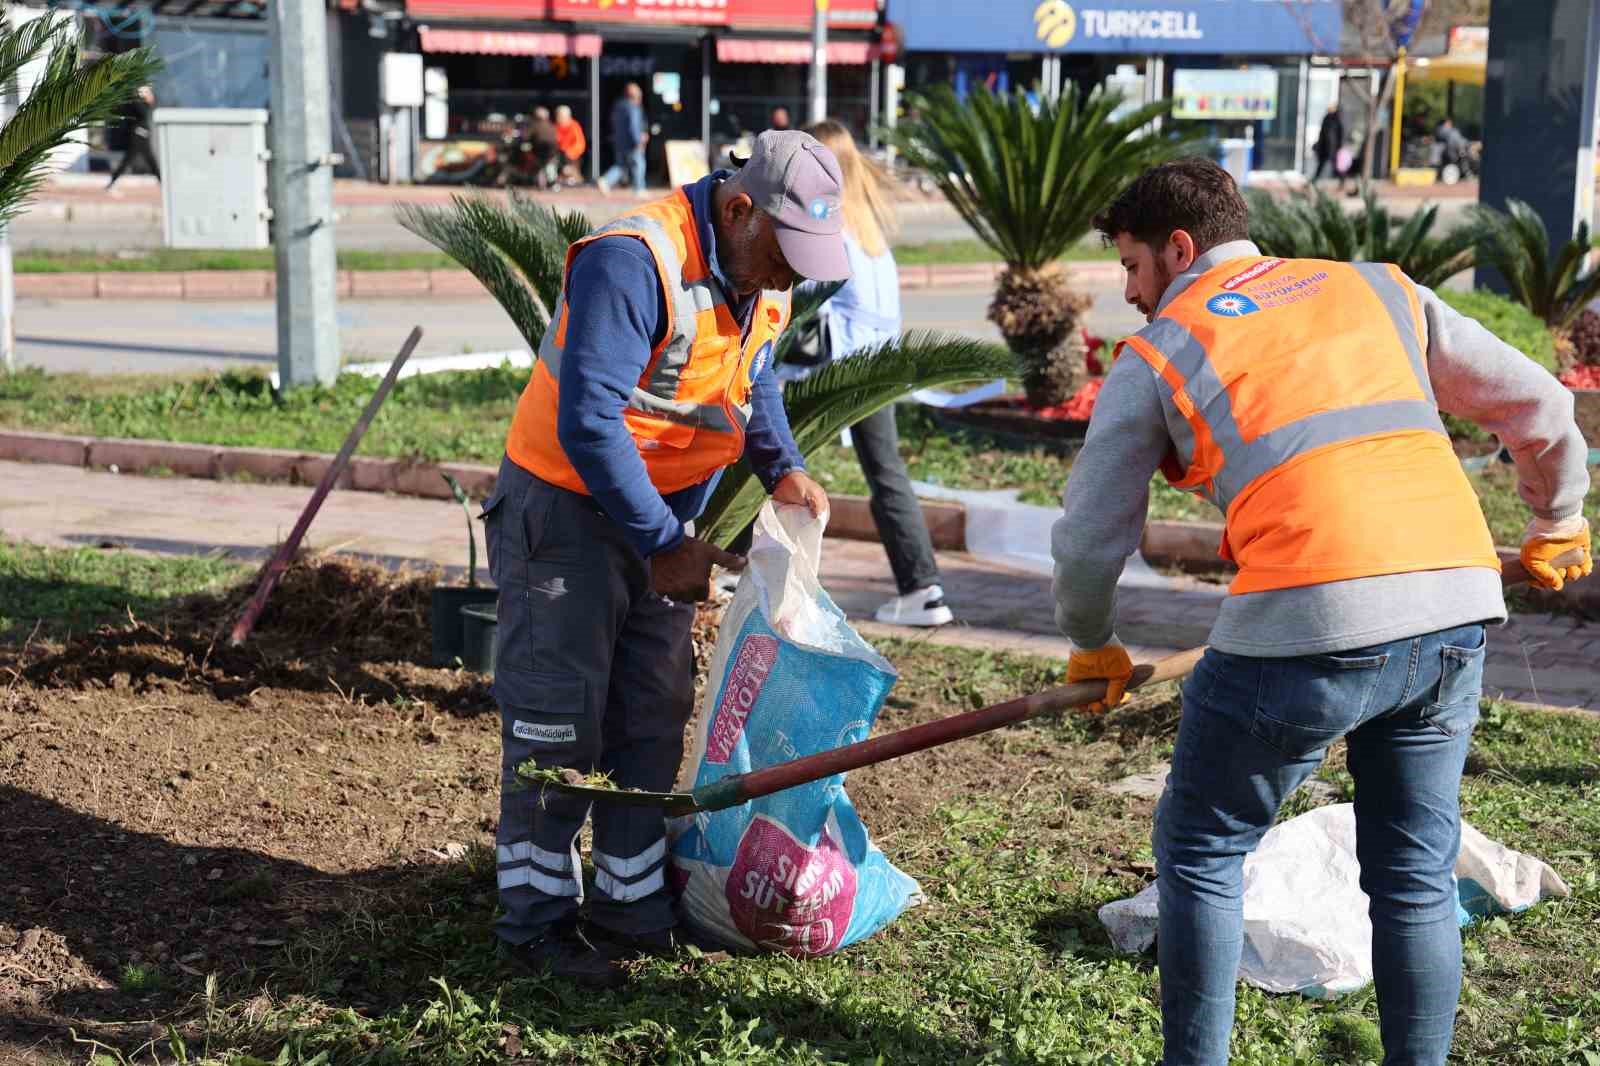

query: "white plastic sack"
xmin=668 ymin=503 xmax=923 ymax=955
xmin=1098 ymin=803 xmax=1570 ymax=998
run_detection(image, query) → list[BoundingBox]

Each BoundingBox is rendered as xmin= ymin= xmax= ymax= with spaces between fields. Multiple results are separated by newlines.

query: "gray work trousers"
xmin=483 ymin=456 xmax=695 ymax=944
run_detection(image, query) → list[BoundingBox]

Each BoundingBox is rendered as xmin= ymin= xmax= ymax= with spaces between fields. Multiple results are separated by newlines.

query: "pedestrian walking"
xmin=598 ymin=82 xmax=647 ymax=195
xmin=1312 ymin=103 xmax=1343 ymax=183
xmin=1056 ymin=157 xmax=1592 ymax=1066
xmin=106 ymin=85 xmax=159 ymax=191
xmin=802 ymin=119 xmax=953 ymax=627
xmin=485 ymin=131 xmax=848 ymax=987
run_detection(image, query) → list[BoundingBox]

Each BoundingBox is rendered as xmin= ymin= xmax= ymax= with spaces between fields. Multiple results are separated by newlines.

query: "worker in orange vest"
xmin=1055 ymin=158 xmax=1592 ymax=1065
xmin=554 ymin=104 xmax=586 ymax=186
xmin=484 ymin=131 xmax=844 ymax=986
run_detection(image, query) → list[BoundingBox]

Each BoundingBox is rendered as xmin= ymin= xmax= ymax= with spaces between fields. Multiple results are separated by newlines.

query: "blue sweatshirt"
xmin=553 ymin=171 xmax=807 ymax=559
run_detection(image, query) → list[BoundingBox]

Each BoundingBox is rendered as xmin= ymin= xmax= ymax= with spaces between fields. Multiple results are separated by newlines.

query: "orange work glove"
xmin=1520 ymin=516 xmax=1594 ymax=592
xmin=1067 ymin=641 xmax=1135 ymax=714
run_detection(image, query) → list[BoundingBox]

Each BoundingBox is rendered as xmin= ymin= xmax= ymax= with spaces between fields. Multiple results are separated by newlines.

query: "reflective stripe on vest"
xmin=505 ymin=189 xmax=791 ymax=496
xmin=1119 ymin=256 xmax=1499 ymax=594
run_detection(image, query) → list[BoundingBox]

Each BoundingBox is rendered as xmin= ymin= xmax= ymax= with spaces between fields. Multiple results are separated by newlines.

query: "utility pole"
xmin=269 ymin=0 xmax=340 ymax=388
xmin=809 ymin=0 xmax=827 ymax=124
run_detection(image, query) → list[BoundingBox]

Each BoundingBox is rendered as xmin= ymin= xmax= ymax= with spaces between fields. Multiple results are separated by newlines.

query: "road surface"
xmin=13 ymin=285 xmax=1146 ymax=376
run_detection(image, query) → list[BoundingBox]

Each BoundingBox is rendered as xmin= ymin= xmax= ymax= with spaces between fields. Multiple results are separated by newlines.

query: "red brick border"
xmin=10 ymin=261 xmax=1113 ymax=301
xmin=3 ymin=428 xmax=1592 ymax=610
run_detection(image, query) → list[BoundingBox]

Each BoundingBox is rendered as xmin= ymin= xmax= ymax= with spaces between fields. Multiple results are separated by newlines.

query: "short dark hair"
xmin=1093 ymin=158 xmax=1250 ymax=254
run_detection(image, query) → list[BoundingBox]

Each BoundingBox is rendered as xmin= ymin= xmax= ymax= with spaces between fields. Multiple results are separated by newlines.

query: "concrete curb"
xmin=6 ymin=427 xmax=1587 ymax=611
xmin=0 ymin=428 xmax=966 ymax=549
xmin=11 ymin=260 xmax=1124 ymax=301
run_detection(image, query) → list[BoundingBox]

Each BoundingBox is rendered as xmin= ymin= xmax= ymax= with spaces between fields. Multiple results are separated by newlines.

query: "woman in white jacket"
xmin=804 ymin=120 xmax=952 ymax=627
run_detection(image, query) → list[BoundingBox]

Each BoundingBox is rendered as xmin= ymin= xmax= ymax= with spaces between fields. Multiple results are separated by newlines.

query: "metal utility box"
xmin=154 ymin=108 xmax=271 ymax=249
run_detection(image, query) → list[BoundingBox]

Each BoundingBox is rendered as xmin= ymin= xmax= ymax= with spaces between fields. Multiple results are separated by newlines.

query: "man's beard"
xmin=719 ymin=214 xmax=765 ymax=296
xmin=1143 ymin=260 xmax=1175 ymax=321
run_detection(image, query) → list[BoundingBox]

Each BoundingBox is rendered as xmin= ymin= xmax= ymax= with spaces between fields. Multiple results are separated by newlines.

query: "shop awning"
xmin=419 ymin=27 xmax=601 ymax=57
xmin=1406 ymin=54 xmax=1485 ymax=86
xmin=715 ymin=37 xmax=875 ymax=65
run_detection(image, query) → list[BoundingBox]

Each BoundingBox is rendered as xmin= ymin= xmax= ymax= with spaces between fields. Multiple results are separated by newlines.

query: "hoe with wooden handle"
xmin=527 ymin=549 xmax=1587 ymax=817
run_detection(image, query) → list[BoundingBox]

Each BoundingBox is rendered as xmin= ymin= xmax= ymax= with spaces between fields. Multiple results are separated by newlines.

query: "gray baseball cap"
xmin=732 ymin=130 xmax=850 ymax=282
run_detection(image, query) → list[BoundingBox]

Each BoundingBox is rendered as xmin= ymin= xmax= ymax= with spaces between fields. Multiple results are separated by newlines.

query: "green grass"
xmin=0 ymin=363 xmax=521 ymax=465
xmin=3 ymin=365 xmax=1591 ymax=556
xmin=93 ymin=641 xmax=1600 ymax=1065
xmin=117 ymin=962 xmax=165 ymax=995
xmin=0 ymin=538 xmax=244 ymax=640
xmin=14 ymin=248 xmax=461 ymax=274
xmin=1438 ymin=289 xmax=1560 ymax=373
xmin=891 ymin=237 xmax=1117 ymax=266
xmin=8 ymin=546 xmax=1599 ymax=1063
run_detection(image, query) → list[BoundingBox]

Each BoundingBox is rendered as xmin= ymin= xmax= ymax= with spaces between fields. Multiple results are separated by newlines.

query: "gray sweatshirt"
xmin=1052 ymin=240 xmax=1592 ymax=657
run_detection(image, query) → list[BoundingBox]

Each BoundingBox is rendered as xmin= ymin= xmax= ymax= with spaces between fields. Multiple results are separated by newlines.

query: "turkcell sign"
xmin=890 ymin=0 xmax=1342 ymax=56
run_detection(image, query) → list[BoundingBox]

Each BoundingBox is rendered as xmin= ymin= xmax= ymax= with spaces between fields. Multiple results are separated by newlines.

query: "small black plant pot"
xmin=460 ymin=602 xmax=498 ymax=676
xmin=430 ymin=585 xmax=498 ymax=666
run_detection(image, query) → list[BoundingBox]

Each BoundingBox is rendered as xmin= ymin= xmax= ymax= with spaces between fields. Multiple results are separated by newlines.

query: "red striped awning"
xmin=419 ymin=28 xmax=602 ymax=57
xmin=715 ymin=37 xmax=875 ymax=65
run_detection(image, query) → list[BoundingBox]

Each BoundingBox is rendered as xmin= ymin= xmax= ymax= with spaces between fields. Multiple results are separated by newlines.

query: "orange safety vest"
xmin=1118 ymin=255 xmax=1499 ymax=595
xmin=506 ymin=189 xmax=792 ymax=496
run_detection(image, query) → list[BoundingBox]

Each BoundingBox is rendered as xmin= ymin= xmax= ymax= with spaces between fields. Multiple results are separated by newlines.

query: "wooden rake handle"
xmin=691 ymin=549 xmax=1588 ymax=813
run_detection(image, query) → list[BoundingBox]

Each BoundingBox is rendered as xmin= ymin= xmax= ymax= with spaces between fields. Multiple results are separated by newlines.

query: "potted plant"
xmin=429 ymin=472 xmax=499 ymax=666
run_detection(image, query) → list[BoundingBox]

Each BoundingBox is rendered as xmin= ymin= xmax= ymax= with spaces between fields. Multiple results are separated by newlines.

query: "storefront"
xmin=884 ymin=0 xmax=1343 ymax=176
xmin=372 ymin=0 xmax=881 ymax=184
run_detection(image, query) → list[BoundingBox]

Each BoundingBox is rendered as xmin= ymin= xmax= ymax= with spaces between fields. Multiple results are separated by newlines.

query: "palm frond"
xmin=0 ymin=17 xmax=157 ymax=227
xmin=771 ymin=279 xmax=845 ymax=368
xmin=0 ymin=15 xmax=63 ymax=96
xmin=1244 ymin=184 xmax=1474 ymax=289
xmin=1467 ymin=199 xmax=1599 ymax=330
xmin=397 ymin=196 xmax=593 ymax=351
xmin=504 ymin=192 xmax=595 ymax=309
xmin=697 ymin=332 xmax=1017 ymax=546
xmin=886 ymin=84 xmax=1193 ymax=271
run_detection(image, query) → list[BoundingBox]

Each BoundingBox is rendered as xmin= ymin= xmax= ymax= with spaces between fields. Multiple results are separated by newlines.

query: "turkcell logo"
xmin=1205 ymin=292 xmax=1261 ymax=317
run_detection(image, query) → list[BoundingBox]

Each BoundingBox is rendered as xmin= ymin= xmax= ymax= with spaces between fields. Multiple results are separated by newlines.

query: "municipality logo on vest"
xmin=1206 ymin=293 xmax=1261 ymax=317
xmin=749 ymin=340 xmax=773 ymax=383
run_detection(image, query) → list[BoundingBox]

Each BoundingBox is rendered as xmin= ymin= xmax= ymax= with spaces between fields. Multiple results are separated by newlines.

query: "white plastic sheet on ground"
xmin=1098 ymin=803 xmax=1570 ymax=998
xmin=908 ymin=480 xmax=1186 ymax=590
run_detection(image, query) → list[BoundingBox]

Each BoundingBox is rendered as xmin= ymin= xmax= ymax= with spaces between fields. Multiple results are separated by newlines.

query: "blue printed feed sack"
xmin=669 ymin=504 xmax=922 ymax=955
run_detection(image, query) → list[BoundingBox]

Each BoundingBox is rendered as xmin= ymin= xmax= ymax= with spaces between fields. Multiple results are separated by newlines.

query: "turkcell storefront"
xmin=888 ymin=0 xmax=1343 ymax=175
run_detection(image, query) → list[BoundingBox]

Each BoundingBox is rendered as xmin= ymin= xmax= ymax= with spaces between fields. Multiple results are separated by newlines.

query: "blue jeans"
xmin=601 ymin=148 xmax=646 ymax=191
xmin=1155 ymin=624 xmax=1487 ymax=1066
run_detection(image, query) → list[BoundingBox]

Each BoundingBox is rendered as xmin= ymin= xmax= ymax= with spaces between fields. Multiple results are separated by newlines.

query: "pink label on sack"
xmin=725 ymin=815 xmax=857 ymax=956
xmin=705 ymin=635 xmax=779 ymax=765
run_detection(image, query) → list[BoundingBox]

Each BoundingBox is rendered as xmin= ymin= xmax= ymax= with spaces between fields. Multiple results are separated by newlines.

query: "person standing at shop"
xmin=599 ymin=82 xmax=648 ymax=196
xmin=801 ymin=119 xmax=954 ymax=627
xmin=555 ymin=104 xmax=587 ymax=186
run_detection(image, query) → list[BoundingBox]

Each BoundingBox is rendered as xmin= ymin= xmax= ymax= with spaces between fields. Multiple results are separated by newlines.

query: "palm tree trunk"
xmin=988 ymin=263 xmax=1091 ymax=409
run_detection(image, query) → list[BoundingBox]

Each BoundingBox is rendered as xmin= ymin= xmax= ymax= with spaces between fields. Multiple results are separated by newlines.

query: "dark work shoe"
xmin=496 ymin=925 xmax=626 ymax=988
xmin=587 ymin=922 xmax=724 ymax=959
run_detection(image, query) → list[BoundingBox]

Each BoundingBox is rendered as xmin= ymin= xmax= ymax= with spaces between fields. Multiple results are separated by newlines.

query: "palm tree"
xmin=1466 ymin=198 xmax=1600 ymax=343
xmin=886 ymin=83 xmax=1189 ymax=408
xmin=0 ymin=13 xmax=157 ymax=226
xmin=1244 ymin=185 xmax=1476 ymax=290
xmin=398 ymin=195 xmax=1016 ymax=548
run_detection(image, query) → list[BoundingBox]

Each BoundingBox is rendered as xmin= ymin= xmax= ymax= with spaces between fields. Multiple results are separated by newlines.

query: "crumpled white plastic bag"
xmin=1098 ymin=803 xmax=1570 ymax=997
